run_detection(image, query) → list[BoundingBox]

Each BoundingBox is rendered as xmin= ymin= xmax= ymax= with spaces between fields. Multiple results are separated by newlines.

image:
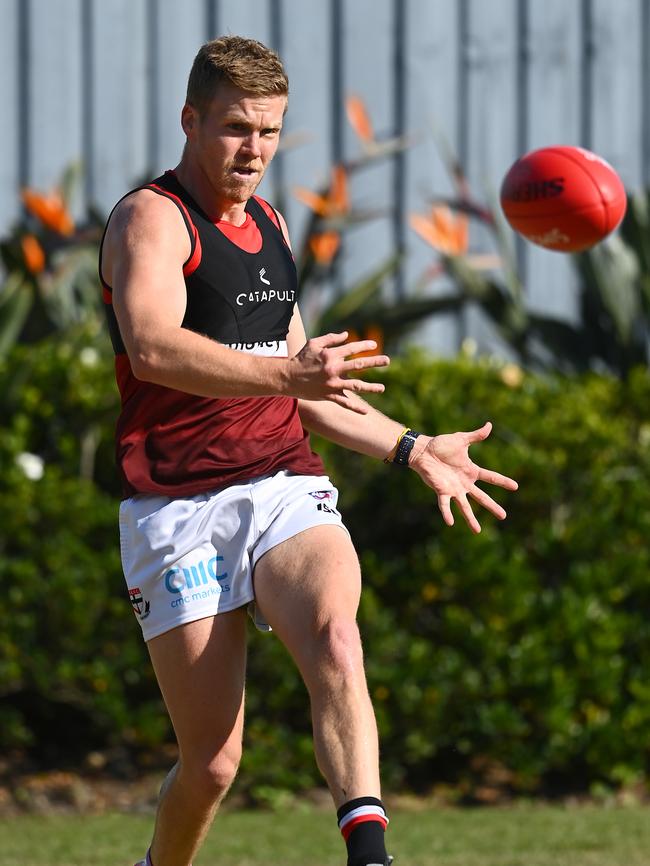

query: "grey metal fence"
xmin=1 ymin=0 xmax=649 ymax=351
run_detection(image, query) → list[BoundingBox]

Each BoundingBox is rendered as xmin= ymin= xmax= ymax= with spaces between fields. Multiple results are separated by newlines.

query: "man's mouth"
xmin=232 ymin=166 xmax=257 ymax=176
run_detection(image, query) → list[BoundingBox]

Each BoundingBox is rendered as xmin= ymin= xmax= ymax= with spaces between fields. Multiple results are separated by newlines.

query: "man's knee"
xmin=314 ymin=616 xmax=365 ymax=682
xmin=180 ymin=743 xmax=242 ymax=801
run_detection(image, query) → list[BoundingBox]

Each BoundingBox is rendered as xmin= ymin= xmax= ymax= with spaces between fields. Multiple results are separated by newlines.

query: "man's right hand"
xmin=288 ymin=331 xmax=390 ymax=414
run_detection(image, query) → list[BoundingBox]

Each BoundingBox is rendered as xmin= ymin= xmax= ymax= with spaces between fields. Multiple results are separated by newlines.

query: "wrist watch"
xmin=393 ymin=429 xmax=420 ymax=466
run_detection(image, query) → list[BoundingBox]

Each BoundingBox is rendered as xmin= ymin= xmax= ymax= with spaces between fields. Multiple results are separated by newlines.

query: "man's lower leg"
xmin=306 ymin=636 xmax=389 ymax=866
xmin=145 ymin=761 xmax=231 ymax=866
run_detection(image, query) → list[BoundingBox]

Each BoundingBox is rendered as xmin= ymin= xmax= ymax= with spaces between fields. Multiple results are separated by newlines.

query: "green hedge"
xmin=0 ymin=326 xmax=167 ymax=761
xmin=2 ymin=331 xmax=650 ymax=799
xmin=318 ymin=354 xmax=650 ymax=796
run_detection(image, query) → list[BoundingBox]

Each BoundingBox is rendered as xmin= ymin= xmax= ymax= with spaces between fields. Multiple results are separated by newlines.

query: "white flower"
xmin=80 ymin=347 xmax=99 ymax=367
xmin=461 ymin=338 xmax=477 ymax=358
xmin=16 ymin=452 xmax=44 ymax=481
xmin=500 ymin=363 xmax=524 ymax=388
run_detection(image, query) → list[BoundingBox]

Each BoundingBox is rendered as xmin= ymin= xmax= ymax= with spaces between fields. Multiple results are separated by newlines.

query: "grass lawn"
xmin=1 ymin=803 xmax=650 ymax=866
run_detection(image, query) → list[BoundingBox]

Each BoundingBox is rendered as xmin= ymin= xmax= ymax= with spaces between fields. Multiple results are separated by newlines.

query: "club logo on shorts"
xmin=310 ymin=490 xmax=339 ymax=515
xmin=129 ymin=587 xmax=151 ymax=620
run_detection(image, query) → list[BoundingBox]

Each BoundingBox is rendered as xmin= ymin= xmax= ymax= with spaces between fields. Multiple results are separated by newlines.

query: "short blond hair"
xmin=186 ymin=36 xmax=289 ymax=114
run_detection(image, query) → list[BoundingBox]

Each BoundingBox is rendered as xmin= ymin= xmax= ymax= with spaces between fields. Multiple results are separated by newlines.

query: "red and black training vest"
xmin=100 ymin=170 xmax=324 ymax=498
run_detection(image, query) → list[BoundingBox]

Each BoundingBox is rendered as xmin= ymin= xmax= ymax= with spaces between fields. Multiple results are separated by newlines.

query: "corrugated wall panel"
xmin=464 ymin=0 xmax=520 ymax=353
xmin=217 ymin=0 xmax=275 ymax=203
xmin=216 ymin=0 xmax=272 ymax=43
xmin=0 ymin=0 xmax=20 ymax=231
xmin=524 ymin=0 xmax=583 ymax=321
xmin=88 ymin=0 xmax=149 ymax=217
xmin=643 ymin=0 xmax=650 ymax=188
xmin=28 ymin=0 xmax=84 ymax=208
xmin=0 ymin=0 xmax=648 ymax=349
xmin=590 ymin=0 xmax=644 ymax=188
xmin=150 ymin=0 xmax=206 ymax=175
xmin=340 ymin=0 xmax=396 ymax=291
xmin=405 ymin=0 xmax=463 ymax=354
xmin=278 ymin=0 xmax=333 ymax=253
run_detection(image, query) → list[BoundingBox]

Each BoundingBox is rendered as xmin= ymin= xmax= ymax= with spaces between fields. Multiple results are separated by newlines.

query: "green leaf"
xmin=620 ymin=190 xmax=650 ymax=278
xmin=578 ymin=238 xmax=640 ymax=346
xmin=316 ymin=255 xmax=401 ymax=330
xmin=0 ymin=273 xmax=33 ymax=357
xmin=60 ymin=161 xmax=83 ymax=208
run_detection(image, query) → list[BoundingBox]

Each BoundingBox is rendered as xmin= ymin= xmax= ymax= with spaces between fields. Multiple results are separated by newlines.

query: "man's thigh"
xmin=146 ymin=609 xmax=247 ymax=755
xmin=253 ymin=524 xmax=362 ymax=643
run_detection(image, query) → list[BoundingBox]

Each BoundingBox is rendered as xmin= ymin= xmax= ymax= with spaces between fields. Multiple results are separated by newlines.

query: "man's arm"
xmin=102 ymin=191 xmax=389 ymax=412
xmin=287 ymin=305 xmax=518 ymax=533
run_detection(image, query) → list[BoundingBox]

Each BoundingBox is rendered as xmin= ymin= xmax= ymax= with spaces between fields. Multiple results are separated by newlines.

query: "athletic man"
xmin=100 ymin=35 xmax=518 ymax=866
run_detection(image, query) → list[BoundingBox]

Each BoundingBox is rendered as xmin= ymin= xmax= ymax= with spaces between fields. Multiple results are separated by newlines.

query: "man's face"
xmin=182 ymin=82 xmax=287 ymax=207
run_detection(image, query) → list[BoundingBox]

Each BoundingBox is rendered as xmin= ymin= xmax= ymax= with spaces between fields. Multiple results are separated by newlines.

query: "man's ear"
xmin=181 ymin=103 xmax=197 ymax=137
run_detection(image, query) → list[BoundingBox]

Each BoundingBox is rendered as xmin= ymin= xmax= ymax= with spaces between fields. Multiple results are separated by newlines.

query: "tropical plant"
xmin=572 ymin=189 xmax=650 ymax=376
xmin=409 ymin=138 xmax=650 ymax=378
xmin=292 ymin=97 xmax=492 ymax=349
xmin=0 ymin=164 xmax=105 ymax=357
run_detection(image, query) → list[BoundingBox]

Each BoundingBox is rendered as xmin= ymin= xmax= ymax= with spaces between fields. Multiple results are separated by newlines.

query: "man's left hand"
xmin=408 ymin=421 xmax=518 ymax=534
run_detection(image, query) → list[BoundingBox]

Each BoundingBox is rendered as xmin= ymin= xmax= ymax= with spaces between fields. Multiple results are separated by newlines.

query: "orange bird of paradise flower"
xmin=346 ymin=94 xmax=375 ymax=144
xmin=295 ymin=165 xmax=350 ymax=266
xmin=21 ymin=187 xmax=75 ymax=236
xmin=409 ymin=205 xmax=469 ymax=257
xmin=294 ymin=164 xmax=350 ymax=220
xmin=20 ymin=234 xmax=46 ymax=274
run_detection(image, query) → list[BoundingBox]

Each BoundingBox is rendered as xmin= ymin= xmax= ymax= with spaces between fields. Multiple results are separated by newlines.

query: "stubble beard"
xmin=224 ymin=177 xmax=261 ymax=203
xmin=221 ymin=160 xmax=265 ymax=203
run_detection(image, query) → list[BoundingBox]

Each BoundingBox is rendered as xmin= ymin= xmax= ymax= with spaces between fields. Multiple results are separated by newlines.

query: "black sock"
xmin=337 ymin=796 xmax=389 ymax=866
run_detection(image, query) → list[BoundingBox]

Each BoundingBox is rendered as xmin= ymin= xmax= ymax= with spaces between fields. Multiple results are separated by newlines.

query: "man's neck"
xmin=173 ymin=161 xmax=248 ymax=226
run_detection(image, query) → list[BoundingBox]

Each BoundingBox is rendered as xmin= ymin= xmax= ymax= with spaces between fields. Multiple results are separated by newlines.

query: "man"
xmin=100 ymin=35 xmax=517 ymax=866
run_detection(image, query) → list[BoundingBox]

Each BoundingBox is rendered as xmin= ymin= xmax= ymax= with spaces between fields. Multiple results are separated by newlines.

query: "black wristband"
xmin=393 ymin=429 xmax=420 ymax=466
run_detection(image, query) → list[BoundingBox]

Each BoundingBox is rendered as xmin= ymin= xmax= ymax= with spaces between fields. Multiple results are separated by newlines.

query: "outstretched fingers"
xmin=466 ymin=424 xmax=518 ymax=491
xmin=438 ymin=494 xmax=481 ymax=534
xmin=313 ymin=330 xmax=353 ymax=349
xmin=477 ymin=467 xmax=519 ymax=491
xmin=342 ymin=353 xmax=391 ymax=373
xmin=469 ymin=484 xmax=507 ymax=520
xmin=318 ymin=334 xmax=386 ymax=360
xmin=322 ymin=337 xmax=390 ymax=400
xmin=324 ymin=347 xmax=389 ymax=401
xmin=437 ymin=495 xmax=455 ymax=527
xmin=464 ymin=421 xmax=493 ymax=444
xmin=329 ymin=390 xmax=371 ymax=414
xmin=439 ymin=479 xmax=513 ymax=532
xmin=439 ymin=490 xmax=494 ymax=534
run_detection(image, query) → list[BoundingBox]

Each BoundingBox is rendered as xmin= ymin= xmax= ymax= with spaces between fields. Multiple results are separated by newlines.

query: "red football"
xmin=500 ymin=146 xmax=627 ymax=252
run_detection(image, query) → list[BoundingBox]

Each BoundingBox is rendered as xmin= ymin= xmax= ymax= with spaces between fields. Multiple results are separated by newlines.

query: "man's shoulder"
xmin=109 ymin=186 xmax=189 ymax=234
xmin=252 ymin=195 xmax=280 ymax=230
xmin=103 ymin=185 xmax=193 ymax=268
xmin=251 ymin=195 xmax=292 ymax=250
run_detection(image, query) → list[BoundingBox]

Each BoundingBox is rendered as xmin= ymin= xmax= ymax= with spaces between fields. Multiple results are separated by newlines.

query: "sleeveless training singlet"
xmin=100 ymin=171 xmax=325 ymax=498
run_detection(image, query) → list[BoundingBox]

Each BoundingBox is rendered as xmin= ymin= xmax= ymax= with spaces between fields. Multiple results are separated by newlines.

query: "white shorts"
xmin=119 ymin=471 xmax=348 ymax=641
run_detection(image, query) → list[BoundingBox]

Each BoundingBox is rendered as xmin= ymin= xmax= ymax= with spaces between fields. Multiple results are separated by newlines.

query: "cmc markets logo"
xmin=164 ymin=556 xmax=230 ymax=609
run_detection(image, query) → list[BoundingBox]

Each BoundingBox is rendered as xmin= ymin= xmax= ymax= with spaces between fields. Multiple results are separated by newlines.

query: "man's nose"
xmin=241 ymin=132 xmax=262 ymax=157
